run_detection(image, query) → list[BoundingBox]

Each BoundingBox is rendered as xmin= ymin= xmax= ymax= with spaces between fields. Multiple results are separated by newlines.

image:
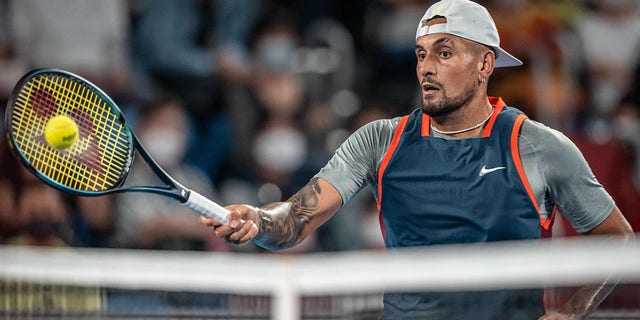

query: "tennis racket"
xmin=4 ymin=69 xmax=231 ymax=223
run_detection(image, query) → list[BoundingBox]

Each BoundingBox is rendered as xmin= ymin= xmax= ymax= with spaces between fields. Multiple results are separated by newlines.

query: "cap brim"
xmin=494 ymin=47 xmax=522 ymax=68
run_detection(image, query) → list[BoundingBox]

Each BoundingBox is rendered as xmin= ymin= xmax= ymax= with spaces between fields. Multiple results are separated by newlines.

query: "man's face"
xmin=415 ymin=33 xmax=481 ymax=117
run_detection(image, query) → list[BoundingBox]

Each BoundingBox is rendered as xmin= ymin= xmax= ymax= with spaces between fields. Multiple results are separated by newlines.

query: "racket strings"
xmin=43 ymin=75 xmax=126 ymax=189
xmin=13 ymin=77 xmax=98 ymax=189
xmin=10 ymin=73 xmax=131 ymax=192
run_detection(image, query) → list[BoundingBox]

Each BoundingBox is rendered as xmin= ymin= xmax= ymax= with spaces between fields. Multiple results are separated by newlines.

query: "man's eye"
xmin=417 ymin=53 xmax=426 ymax=60
xmin=440 ymin=51 xmax=452 ymax=58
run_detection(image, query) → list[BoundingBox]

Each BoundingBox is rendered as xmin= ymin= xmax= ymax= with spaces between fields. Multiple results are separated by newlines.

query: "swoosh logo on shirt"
xmin=479 ymin=165 xmax=506 ymax=176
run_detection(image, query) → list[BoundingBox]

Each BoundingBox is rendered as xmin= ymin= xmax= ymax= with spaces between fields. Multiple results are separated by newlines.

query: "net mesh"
xmin=1 ymin=236 xmax=639 ymax=319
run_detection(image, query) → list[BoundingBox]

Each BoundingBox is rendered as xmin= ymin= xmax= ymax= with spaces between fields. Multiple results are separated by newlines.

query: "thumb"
xmin=225 ymin=205 xmax=258 ymax=229
xmin=227 ymin=209 xmax=243 ymax=229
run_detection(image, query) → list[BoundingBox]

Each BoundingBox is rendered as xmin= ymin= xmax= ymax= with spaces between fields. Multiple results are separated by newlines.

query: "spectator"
xmin=109 ymin=95 xmax=226 ymax=251
xmin=6 ymin=173 xmax=71 ymax=247
xmin=7 ymin=0 xmax=131 ymax=98
xmin=0 ymin=0 xmax=27 ymax=106
xmin=0 ymin=140 xmax=24 ymax=243
xmin=572 ymin=0 xmax=640 ymax=117
xmin=67 ymin=196 xmax=116 ymax=248
xmin=361 ymin=0 xmax=426 ymax=111
xmin=614 ymin=47 xmax=640 ymax=191
xmin=130 ymin=0 xmax=259 ymax=183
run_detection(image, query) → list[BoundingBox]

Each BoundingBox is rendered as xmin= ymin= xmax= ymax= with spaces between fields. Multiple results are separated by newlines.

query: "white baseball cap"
xmin=416 ymin=0 xmax=522 ymax=68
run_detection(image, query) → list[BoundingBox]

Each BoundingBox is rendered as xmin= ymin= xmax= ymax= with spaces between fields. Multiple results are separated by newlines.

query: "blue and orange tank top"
xmin=375 ymin=97 xmax=548 ymax=320
xmin=375 ymin=97 xmax=552 ymax=248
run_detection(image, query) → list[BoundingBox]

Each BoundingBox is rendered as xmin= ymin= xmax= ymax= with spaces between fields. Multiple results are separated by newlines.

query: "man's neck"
xmin=430 ymin=94 xmax=493 ymax=138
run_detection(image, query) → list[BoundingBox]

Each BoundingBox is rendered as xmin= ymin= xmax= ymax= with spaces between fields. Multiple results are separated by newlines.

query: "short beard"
xmin=421 ymin=80 xmax=477 ymax=118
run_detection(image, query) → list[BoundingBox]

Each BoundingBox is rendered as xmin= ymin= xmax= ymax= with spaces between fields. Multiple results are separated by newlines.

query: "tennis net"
xmin=1 ymin=235 xmax=639 ymax=319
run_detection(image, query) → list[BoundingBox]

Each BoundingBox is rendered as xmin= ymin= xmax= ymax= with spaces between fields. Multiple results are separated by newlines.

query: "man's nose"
xmin=417 ymin=58 xmax=435 ymax=77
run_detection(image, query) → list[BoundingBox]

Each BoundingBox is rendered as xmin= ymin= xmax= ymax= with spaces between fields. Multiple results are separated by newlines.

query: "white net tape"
xmin=1 ymin=236 xmax=639 ymax=319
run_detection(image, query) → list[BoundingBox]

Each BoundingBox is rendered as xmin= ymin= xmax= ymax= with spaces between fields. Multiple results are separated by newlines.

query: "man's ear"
xmin=478 ymin=48 xmax=496 ymax=84
xmin=479 ymin=49 xmax=495 ymax=78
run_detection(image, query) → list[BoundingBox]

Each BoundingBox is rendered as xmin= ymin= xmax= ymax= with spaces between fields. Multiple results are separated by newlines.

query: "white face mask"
xmin=613 ymin=114 xmax=640 ymax=142
xmin=141 ymin=129 xmax=187 ymax=169
xmin=253 ymin=127 xmax=307 ymax=173
xmin=255 ymin=35 xmax=296 ymax=70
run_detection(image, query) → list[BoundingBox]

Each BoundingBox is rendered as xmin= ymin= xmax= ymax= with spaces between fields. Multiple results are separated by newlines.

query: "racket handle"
xmin=184 ymin=190 xmax=231 ymax=224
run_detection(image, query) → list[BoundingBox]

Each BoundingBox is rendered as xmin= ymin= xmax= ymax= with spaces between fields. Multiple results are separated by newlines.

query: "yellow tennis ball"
xmin=45 ymin=115 xmax=79 ymax=149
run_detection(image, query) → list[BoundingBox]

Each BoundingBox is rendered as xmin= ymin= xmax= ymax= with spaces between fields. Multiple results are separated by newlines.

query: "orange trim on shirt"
xmin=481 ymin=97 xmax=506 ymax=137
xmin=511 ymin=114 xmax=552 ymax=230
xmin=541 ymin=205 xmax=557 ymax=238
xmin=377 ymin=115 xmax=410 ymax=235
xmin=421 ymin=113 xmax=430 ymax=137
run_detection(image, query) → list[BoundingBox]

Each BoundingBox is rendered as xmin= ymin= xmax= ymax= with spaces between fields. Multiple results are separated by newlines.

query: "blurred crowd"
xmin=0 ymin=0 xmax=639 ymax=254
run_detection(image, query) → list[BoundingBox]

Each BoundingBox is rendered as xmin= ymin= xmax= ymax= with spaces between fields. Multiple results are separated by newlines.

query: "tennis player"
xmin=201 ymin=0 xmax=635 ymax=319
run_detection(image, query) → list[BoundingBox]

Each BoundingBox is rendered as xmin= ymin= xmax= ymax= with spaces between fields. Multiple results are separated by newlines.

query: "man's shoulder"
xmin=520 ymin=119 xmax=571 ymax=145
xmin=353 ymin=116 xmax=404 ymax=138
xmin=518 ymin=119 xmax=584 ymax=164
xmin=335 ymin=115 xmax=406 ymax=164
xmin=363 ymin=116 xmax=404 ymax=130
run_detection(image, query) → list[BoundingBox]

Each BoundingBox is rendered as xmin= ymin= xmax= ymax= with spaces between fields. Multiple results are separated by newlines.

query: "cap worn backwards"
xmin=415 ymin=0 xmax=522 ymax=68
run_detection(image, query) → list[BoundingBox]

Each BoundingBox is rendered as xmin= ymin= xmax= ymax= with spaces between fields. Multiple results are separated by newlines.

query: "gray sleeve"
xmin=519 ymin=121 xmax=614 ymax=234
xmin=314 ymin=118 xmax=400 ymax=205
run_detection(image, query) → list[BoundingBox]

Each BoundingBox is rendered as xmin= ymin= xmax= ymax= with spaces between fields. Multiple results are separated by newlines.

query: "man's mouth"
xmin=422 ymin=83 xmax=440 ymax=94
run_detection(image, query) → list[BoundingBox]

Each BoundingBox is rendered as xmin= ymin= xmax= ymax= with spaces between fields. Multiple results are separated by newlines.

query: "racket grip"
xmin=184 ymin=191 xmax=231 ymax=224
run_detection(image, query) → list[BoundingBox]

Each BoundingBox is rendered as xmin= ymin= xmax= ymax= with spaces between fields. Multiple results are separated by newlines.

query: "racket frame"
xmin=5 ymin=69 xmax=190 ymax=202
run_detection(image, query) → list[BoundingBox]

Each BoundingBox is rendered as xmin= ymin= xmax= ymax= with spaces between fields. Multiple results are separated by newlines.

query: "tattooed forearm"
xmin=287 ymin=178 xmax=321 ymax=224
xmin=560 ymin=282 xmax=617 ymax=319
xmin=559 ymin=235 xmax=632 ymax=318
xmin=253 ymin=178 xmax=322 ymax=250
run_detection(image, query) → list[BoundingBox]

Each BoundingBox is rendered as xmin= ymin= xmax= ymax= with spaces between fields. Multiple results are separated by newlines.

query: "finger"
xmin=227 ymin=209 xmax=245 ymax=229
xmin=214 ymin=224 xmax=236 ymax=238
xmin=227 ymin=220 xmax=258 ymax=243
xmin=198 ymin=216 xmax=221 ymax=227
xmin=239 ymin=221 xmax=259 ymax=243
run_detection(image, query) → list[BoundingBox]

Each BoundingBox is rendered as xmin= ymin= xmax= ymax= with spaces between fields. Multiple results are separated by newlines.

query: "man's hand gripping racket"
xmin=199 ymin=204 xmax=259 ymax=244
xmin=5 ymin=69 xmax=257 ymax=237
